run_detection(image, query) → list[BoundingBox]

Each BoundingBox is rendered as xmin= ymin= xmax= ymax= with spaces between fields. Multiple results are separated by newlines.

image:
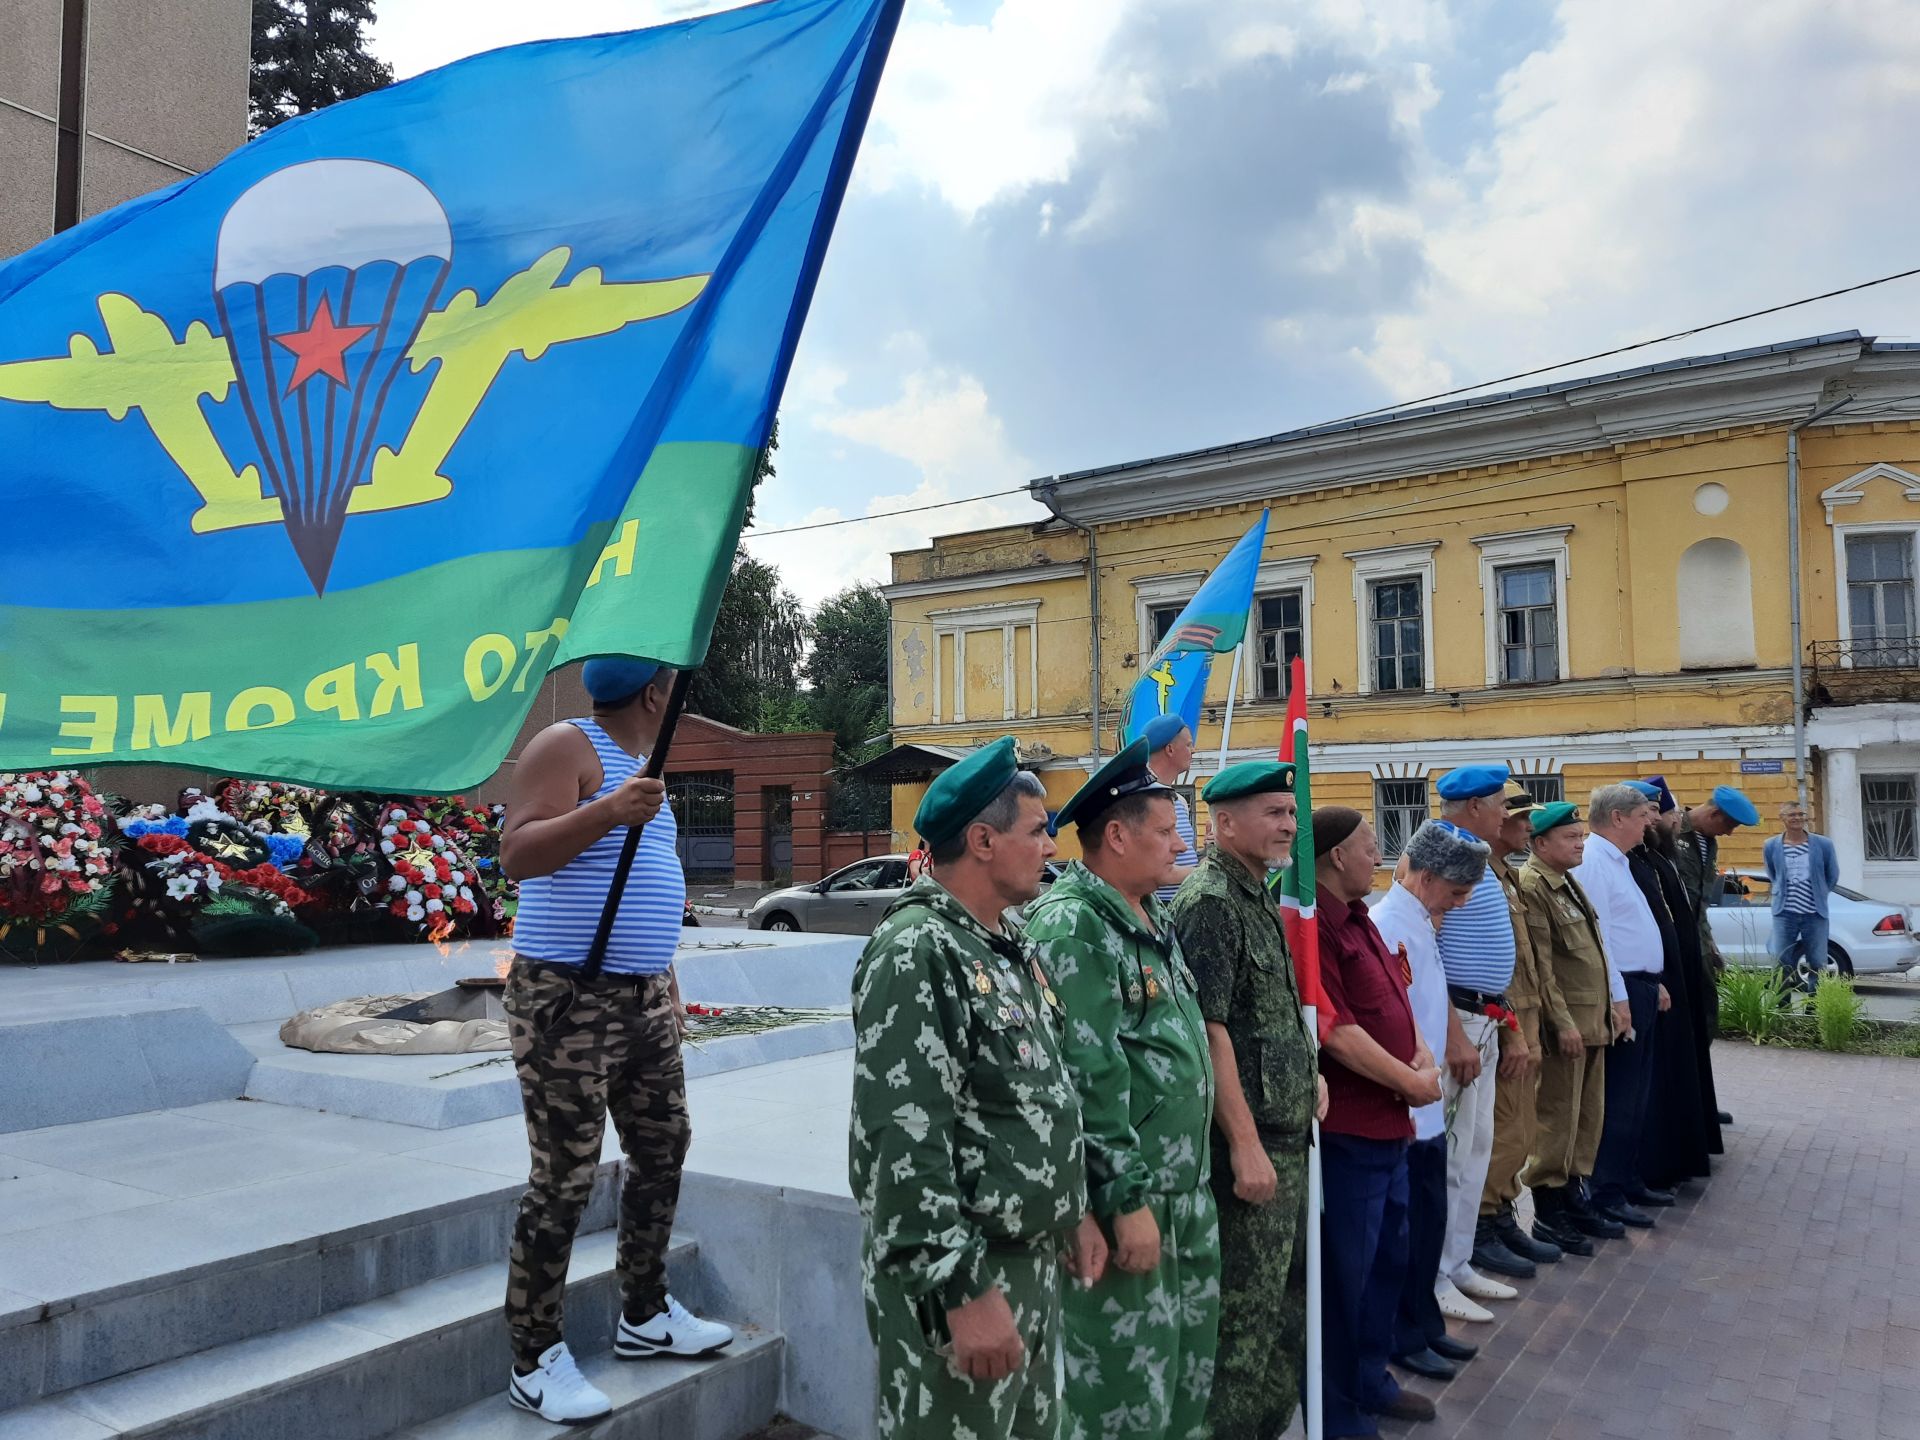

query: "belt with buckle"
xmin=1448 ymin=985 xmax=1509 ymax=1011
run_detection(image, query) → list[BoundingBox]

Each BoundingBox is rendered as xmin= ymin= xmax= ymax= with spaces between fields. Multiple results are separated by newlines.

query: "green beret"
xmin=1530 ymin=801 xmax=1581 ymax=836
xmin=1056 ymin=737 xmax=1168 ymax=832
xmin=1203 ymin=761 xmax=1296 ymax=804
xmin=914 ymin=736 xmax=1021 ymax=848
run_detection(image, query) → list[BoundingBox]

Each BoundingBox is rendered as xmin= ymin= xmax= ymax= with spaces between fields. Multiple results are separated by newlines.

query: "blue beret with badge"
xmin=913 ymin=736 xmax=1023 ymax=848
xmin=1711 ymin=784 xmax=1760 ymax=827
xmin=1639 ymin=775 xmax=1678 ymax=814
xmin=1055 ymin=737 xmax=1169 ymax=833
xmin=1142 ymin=714 xmax=1190 ymax=752
xmin=1623 ymin=780 xmax=1661 ymax=803
xmin=1435 ymin=762 xmax=1510 ymax=801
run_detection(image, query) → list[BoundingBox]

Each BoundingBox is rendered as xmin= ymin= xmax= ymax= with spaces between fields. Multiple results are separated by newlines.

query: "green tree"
xmin=688 ymin=551 xmax=807 ymax=730
xmin=250 ymin=0 xmax=393 ymax=134
xmin=806 ymin=583 xmax=890 ymax=829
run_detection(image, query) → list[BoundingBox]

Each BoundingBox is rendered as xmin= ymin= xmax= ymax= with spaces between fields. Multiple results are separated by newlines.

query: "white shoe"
xmin=615 ymin=1293 xmax=734 ymax=1358
xmin=1435 ymin=1277 xmax=1495 ymax=1323
xmin=508 ymin=1341 xmax=612 ymax=1426
xmin=1454 ymin=1266 xmax=1519 ymax=1302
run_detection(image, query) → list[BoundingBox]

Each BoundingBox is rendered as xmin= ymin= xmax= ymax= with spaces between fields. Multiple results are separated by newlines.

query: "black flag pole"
xmin=581 ymin=666 xmax=694 ymax=982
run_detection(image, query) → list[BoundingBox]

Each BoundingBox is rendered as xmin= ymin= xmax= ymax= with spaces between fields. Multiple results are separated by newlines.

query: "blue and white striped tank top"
xmin=513 ymin=718 xmax=685 ymax=976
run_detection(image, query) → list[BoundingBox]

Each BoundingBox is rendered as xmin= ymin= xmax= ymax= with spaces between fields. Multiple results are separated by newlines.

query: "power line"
xmin=742 ymin=266 xmax=1920 ymax=546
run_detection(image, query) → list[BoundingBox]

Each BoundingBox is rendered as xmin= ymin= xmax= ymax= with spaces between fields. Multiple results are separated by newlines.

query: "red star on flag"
xmin=272 ymin=295 xmax=375 ymax=392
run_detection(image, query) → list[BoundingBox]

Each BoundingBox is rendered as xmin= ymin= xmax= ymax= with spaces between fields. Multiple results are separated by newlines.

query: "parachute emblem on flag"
xmin=0 ymin=159 xmax=713 ymax=594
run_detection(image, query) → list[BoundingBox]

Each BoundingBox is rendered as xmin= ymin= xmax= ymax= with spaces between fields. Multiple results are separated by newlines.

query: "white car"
xmin=1706 ymin=870 xmax=1919 ymax=979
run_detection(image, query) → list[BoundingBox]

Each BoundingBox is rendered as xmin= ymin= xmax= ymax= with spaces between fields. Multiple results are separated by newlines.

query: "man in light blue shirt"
xmin=1764 ymin=802 xmax=1841 ymax=997
xmin=1429 ymin=765 xmax=1521 ymax=1316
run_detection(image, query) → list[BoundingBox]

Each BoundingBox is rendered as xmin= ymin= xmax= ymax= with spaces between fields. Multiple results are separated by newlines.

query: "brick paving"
xmin=1380 ymin=1041 xmax=1920 ymax=1440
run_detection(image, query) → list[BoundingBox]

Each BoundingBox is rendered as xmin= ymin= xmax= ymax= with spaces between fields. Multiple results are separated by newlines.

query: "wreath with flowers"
xmin=421 ymin=796 xmax=514 ymax=934
xmin=0 ymin=771 xmax=119 ymax=963
xmin=116 ymin=800 xmax=321 ymax=955
xmin=377 ymin=806 xmax=483 ymax=940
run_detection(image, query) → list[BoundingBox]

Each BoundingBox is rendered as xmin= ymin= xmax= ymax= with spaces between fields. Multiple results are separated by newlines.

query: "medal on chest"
xmin=972 ymin=960 xmax=994 ymax=996
xmin=1141 ymin=963 xmax=1160 ymax=1001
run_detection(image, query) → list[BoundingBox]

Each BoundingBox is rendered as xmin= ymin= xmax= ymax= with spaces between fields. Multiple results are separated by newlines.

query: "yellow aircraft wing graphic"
xmin=0 ymin=247 xmax=709 ymax=534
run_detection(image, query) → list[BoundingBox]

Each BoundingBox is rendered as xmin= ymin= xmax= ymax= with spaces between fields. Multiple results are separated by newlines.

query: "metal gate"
xmin=667 ymin=773 xmax=735 ymax=882
xmin=764 ymin=786 xmax=794 ymax=883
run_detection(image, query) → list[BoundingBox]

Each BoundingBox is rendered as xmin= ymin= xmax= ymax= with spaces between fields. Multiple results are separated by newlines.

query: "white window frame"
xmin=1473 ymin=525 xmax=1572 ymax=688
xmin=1861 ymin=770 xmax=1920 ymax=864
xmin=1347 ymin=542 xmax=1438 ymax=696
xmin=1243 ymin=556 xmax=1316 ymax=702
xmin=928 ymin=599 xmax=1040 ymax=723
xmin=1372 ymin=776 xmax=1431 ymax=862
xmin=1833 ymin=523 xmax=1920 ymax=666
xmin=1132 ymin=571 xmax=1205 ymax=659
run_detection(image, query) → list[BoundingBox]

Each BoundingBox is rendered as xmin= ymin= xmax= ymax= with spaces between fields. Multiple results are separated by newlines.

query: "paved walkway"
xmin=1382 ymin=1041 xmax=1920 ymax=1440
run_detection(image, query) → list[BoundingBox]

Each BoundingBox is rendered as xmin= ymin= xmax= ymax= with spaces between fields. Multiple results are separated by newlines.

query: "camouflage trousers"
xmin=868 ymin=1241 xmax=1066 ymax=1440
xmin=1206 ymin=1138 xmax=1307 ymax=1440
xmin=1064 ymin=1185 xmax=1221 ymax=1440
xmin=503 ymin=959 xmax=690 ymax=1369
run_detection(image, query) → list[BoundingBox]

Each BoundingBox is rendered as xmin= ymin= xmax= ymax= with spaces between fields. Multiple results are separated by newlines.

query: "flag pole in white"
xmin=1215 ymin=642 xmax=1245 ymax=775
xmin=1305 ymin=1003 xmax=1323 ymax=1440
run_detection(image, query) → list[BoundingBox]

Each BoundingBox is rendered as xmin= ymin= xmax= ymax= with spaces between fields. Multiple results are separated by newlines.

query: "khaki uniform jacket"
xmin=1517 ymin=857 xmax=1615 ymax=1047
xmin=1494 ymin=853 xmax=1564 ymax=1053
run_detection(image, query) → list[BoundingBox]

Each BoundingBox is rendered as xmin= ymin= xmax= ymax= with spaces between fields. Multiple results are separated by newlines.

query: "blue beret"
xmin=1056 ymin=737 xmax=1169 ymax=832
xmin=1640 ymin=775 xmax=1678 ymax=814
xmin=1142 ymin=714 xmax=1190 ymax=752
xmin=1623 ymin=780 xmax=1661 ymax=802
xmin=583 ymin=658 xmax=660 ymax=703
xmin=1711 ymin=785 xmax=1759 ymax=827
xmin=1435 ymin=763 xmax=1510 ymax=801
xmin=1204 ymin=761 xmax=1295 ymax=804
xmin=914 ymin=737 xmax=1023 ymax=848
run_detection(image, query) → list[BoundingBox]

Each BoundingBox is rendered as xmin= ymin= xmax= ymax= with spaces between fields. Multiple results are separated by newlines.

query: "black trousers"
xmin=1394 ymin=1136 xmax=1449 ymax=1358
xmin=1590 ymin=972 xmax=1659 ymax=1210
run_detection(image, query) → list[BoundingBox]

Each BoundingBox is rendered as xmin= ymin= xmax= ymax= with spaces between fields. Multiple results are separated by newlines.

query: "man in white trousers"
xmin=1428 ymin=765 xmax=1528 ymax=1323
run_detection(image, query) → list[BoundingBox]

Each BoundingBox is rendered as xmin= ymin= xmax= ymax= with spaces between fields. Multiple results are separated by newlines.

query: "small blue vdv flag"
xmin=1120 ymin=509 xmax=1270 ymax=744
xmin=0 ymin=0 xmax=903 ymax=791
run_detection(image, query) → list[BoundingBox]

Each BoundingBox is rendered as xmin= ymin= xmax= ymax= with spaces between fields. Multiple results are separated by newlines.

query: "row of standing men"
xmin=850 ymin=718 xmax=1753 ymax=1440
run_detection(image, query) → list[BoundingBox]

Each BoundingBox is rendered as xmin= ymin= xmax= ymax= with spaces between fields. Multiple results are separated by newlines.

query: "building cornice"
xmin=882 ymin=560 xmax=1085 ymax=601
xmin=1035 ymin=337 xmax=1920 ymax=526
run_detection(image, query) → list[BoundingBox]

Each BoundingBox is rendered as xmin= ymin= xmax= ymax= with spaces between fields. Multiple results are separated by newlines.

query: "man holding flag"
xmin=1170 ymin=760 xmax=1324 ymax=1439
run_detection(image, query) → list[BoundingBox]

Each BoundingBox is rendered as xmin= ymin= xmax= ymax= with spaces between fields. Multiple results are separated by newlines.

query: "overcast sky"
xmin=371 ymin=0 xmax=1920 ymax=604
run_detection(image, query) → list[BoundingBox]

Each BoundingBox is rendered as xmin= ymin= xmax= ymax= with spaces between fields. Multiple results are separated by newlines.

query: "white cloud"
xmin=1347 ymin=0 xmax=1920 ymax=399
xmin=742 ymin=344 xmax=1045 ymax=604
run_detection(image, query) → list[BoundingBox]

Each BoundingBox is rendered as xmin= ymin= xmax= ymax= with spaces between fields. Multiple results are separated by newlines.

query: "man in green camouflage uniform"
xmin=1167 ymin=761 xmax=1321 ymax=1440
xmin=1025 ymin=738 xmax=1220 ymax=1440
xmin=852 ymin=736 xmax=1106 ymax=1440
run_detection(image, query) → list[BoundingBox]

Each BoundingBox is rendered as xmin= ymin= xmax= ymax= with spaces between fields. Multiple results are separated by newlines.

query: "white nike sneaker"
xmin=615 ymin=1293 xmax=734 ymax=1359
xmin=1454 ymin=1265 xmax=1519 ymax=1302
xmin=507 ymin=1341 xmax=612 ymax=1426
xmin=1435 ymin=1277 xmax=1495 ymax=1323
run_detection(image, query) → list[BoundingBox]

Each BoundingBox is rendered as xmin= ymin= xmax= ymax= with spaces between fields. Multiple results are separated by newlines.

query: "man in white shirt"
xmin=1372 ymin=821 xmax=1492 ymax=1375
xmin=1570 ymin=783 xmax=1660 ymax=1235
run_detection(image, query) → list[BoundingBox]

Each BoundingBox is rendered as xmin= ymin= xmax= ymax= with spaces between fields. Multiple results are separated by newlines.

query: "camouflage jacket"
xmin=1167 ymin=845 xmax=1317 ymax=1143
xmin=850 ymin=877 xmax=1088 ymax=1311
xmin=1024 ymin=862 xmax=1215 ymax=1219
xmin=1495 ymin=853 xmax=1565 ymax=1049
xmin=1673 ymin=816 xmax=1724 ymax=967
xmin=1516 ymin=857 xmax=1613 ymax=1045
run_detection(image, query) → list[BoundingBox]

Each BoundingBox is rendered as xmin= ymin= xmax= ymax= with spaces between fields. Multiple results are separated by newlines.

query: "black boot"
xmin=1565 ymin=1181 xmax=1625 ymax=1240
xmin=1493 ymin=1206 xmax=1562 ymax=1264
xmin=1471 ymin=1216 xmax=1537 ymax=1278
xmin=1529 ymin=1186 xmax=1594 ymax=1257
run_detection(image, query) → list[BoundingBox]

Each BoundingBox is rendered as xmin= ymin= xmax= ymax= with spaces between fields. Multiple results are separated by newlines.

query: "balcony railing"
xmin=1807 ymin=638 xmax=1920 ymax=705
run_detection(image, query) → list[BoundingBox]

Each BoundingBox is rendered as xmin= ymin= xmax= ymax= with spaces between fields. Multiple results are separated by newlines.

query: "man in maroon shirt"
xmin=1313 ymin=807 xmax=1446 ymax=1437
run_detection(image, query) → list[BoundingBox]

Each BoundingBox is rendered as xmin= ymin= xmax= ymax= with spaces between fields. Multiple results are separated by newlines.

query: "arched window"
xmin=1677 ymin=538 xmax=1756 ymax=668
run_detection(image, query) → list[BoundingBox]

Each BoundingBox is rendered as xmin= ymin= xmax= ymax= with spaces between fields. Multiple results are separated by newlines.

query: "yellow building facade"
xmin=879 ymin=334 xmax=1920 ymax=897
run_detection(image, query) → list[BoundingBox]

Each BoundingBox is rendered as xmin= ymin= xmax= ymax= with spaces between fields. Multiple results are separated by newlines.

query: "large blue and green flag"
xmin=0 ymin=0 xmax=902 ymax=791
xmin=1120 ymin=508 xmax=1269 ymax=744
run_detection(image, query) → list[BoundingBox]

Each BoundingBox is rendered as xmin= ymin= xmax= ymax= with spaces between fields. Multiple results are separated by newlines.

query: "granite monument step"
xmin=0 ymin=1229 xmax=743 ymax=1440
